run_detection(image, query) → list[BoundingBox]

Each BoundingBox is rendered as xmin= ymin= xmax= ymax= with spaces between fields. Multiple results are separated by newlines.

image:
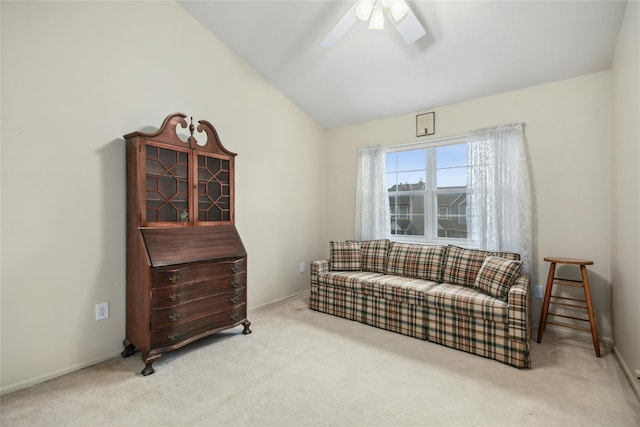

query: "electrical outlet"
xmin=299 ymin=262 xmax=306 ymax=273
xmin=95 ymin=302 xmax=109 ymax=320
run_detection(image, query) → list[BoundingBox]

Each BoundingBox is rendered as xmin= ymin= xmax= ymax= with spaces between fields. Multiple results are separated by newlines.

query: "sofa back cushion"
xmin=489 ymin=251 xmax=521 ymax=262
xmin=442 ymin=245 xmax=521 ymax=287
xmin=474 ymin=256 xmax=523 ymax=300
xmin=330 ymin=241 xmax=361 ymax=271
xmin=386 ymin=242 xmax=447 ymax=282
xmin=442 ymin=245 xmax=488 ymax=287
xmin=360 ymin=239 xmax=390 ymax=273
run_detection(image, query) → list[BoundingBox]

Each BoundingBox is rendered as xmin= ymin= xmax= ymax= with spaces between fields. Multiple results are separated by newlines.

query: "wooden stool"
xmin=537 ymin=257 xmax=600 ymax=357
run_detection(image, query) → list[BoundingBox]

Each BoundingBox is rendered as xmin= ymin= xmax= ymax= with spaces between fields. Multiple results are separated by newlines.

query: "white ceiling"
xmin=178 ymin=1 xmax=627 ymax=129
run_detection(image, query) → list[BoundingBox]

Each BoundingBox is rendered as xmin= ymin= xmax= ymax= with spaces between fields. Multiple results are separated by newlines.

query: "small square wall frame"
xmin=417 ymin=112 xmax=435 ymax=137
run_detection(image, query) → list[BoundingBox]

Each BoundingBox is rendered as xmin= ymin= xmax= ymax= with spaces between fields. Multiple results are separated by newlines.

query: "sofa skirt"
xmin=310 ymin=285 xmax=530 ymax=368
xmin=310 ymin=286 xmax=426 ymax=340
xmin=425 ymin=309 xmax=530 ymax=368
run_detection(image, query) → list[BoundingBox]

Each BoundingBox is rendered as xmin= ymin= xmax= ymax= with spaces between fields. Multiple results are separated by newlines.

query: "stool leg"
xmin=537 ymin=262 xmax=556 ymax=343
xmin=580 ymin=265 xmax=601 ymax=357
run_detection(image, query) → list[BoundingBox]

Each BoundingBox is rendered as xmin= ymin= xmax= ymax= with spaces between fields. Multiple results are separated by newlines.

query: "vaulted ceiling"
xmin=178 ymin=1 xmax=627 ymax=128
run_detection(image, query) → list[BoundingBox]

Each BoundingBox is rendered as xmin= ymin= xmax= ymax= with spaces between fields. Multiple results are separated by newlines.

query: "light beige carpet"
xmin=2 ymin=292 xmax=639 ymax=426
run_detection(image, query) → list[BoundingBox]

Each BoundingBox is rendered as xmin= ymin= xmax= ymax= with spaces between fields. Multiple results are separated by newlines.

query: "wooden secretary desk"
xmin=121 ymin=113 xmax=250 ymax=376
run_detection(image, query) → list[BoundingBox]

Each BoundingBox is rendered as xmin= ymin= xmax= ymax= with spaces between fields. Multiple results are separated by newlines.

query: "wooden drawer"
xmin=151 ymin=290 xmax=245 ymax=330
xmin=151 ymin=304 xmax=246 ymax=348
xmin=151 ymin=273 xmax=245 ymax=308
xmin=153 ymin=258 xmax=246 ymax=288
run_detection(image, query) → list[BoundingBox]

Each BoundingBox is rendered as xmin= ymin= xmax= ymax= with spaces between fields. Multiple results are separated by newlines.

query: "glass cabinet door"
xmin=145 ymin=145 xmax=190 ymax=223
xmin=197 ymin=153 xmax=231 ymax=222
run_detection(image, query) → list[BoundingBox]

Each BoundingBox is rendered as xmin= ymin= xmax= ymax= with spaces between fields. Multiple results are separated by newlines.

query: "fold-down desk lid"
xmin=141 ymin=225 xmax=246 ymax=267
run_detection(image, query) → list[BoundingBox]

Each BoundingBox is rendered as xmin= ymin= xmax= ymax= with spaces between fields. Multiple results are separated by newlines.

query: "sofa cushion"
xmin=489 ymin=251 xmax=521 ymax=261
xmin=360 ymin=239 xmax=390 ymax=273
xmin=474 ymin=256 xmax=522 ymax=300
xmin=441 ymin=246 xmax=522 ymax=287
xmin=316 ymin=271 xmax=384 ymax=292
xmin=364 ymin=275 xmax=438 ymax=305
xmin=386 ymin=242 xmax=447 ymax=282
xmin=330 ymin=241 xmax=361 ymax=271
xmin=425 ymin=283 xmax=508 ymax=323
xmin=441 ymin=245 xmax=489 ymax=287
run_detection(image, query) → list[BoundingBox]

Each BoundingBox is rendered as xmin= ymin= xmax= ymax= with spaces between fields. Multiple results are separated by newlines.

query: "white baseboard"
xmin=534 ymin=322 xmax=613 ymax=347
xmin=1 ymin=351 xmax=122 ymax=396
xmin=248 ymin=289 xmax=310 ymax=311
xmin=7 ymin=295 xmax=635 ymax=405
xmin=613 ymin=345 xmax=640 ymax=401
xmin=2 ymin=291 xmax=311 ymax=396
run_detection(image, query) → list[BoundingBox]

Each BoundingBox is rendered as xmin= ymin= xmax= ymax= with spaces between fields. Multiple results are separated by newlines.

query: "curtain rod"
xmin=388 ymin=133 xmax=466 ymax=150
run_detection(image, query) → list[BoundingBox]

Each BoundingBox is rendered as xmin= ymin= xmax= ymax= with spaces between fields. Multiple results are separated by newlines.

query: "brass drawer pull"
xmin=169 ymin=313 xmax=181 ymax=322
xmin=169 ymin=273 xmax=181 ymax=284
xmin=230 ymin=281 xmax=238 ymax=288
xmin=230 ymin=297 xmax=239 ymax=304
xmin=230 ymin=313 xmax=239 ymax=321
xmin=168 ymin=333 xmax=180 ymax=342
xmin=168 ymin=292 xmax=181 ymax=301
xmin=231 ymin=266 xmax=239 ymax=273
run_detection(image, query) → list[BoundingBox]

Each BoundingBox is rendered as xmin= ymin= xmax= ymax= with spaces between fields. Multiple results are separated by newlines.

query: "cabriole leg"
xmin=121 ymin=340 xmax=136 ymax=358
xmin=242 ymin=319 xmax=252 ymax=335
xmin=141 ymin=353 xmax=161 ymax=376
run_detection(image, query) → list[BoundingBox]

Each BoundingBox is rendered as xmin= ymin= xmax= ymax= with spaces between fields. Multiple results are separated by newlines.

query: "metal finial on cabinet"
xmin=188 ymin=116 xmax=196 ymax=145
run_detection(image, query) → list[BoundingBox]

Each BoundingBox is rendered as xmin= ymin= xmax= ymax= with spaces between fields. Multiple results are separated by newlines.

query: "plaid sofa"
xmin=309 ymin=240 xmax=531 ymax=368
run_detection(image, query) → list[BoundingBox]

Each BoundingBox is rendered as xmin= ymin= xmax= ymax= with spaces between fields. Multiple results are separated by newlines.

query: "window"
xmin=386 ymin=141 xmax=469 ymax=242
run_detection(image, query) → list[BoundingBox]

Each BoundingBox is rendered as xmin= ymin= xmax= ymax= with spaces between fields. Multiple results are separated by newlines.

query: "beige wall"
xmin=326 ymin=72 xmax=613 ymax=340
xmin=1 ymin=1 xmax=327 ymax=393
xmin=611 ymin=1 xmax=640 ymax=393
xmin=1 ymin=0 xmax=635 ymax=397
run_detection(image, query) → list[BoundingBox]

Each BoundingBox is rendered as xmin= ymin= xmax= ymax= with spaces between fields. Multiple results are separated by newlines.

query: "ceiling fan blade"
xmin=387 ymin=7 xmax=426 ymax=44
xmin=320 ymin=3 xmax=358 ymax=48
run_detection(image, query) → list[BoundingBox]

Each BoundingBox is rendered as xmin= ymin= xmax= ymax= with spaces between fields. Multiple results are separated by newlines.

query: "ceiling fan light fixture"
xmin=389 ymin=0 xmax=409 ymax=23
xmin=369 ymin=4 xmax=385 ymax=30
xmin=355 ymin=0 xmax=375 ymax=21
xmin=320 ymin=0 xmax=425 ymax=47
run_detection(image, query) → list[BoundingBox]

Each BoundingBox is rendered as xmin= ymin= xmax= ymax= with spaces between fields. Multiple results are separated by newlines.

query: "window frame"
xmin=386 ymin=137 xmax=469 ymax=245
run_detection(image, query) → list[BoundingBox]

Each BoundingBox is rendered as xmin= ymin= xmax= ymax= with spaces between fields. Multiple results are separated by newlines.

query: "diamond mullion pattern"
xmin=145 ymin=145 xmax=190 ymax=223
xmin=197 ymin=154 xmax=231 ymax=222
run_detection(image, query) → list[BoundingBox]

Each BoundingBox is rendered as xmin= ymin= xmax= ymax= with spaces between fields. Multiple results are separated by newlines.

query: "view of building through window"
xmin=386 ymin=142 xmax=469 ymax=240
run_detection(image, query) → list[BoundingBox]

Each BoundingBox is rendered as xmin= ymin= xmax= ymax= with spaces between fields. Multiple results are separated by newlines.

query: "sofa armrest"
xmin=507 ymin=276 xmax=530 ymax=342
xmin=311 ymin=260 xmax=329 ymax=285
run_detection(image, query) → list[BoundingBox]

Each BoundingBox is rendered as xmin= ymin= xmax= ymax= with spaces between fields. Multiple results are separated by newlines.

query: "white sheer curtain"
xmin=466 ymin=123 xmax=532 ymax=272
xmin=355 ymin=145 xmax=390 ymax=241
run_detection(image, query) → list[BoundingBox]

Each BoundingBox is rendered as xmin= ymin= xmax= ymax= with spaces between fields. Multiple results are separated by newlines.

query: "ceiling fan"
xmin=320 ymin=0 xmax=426 ymax=47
